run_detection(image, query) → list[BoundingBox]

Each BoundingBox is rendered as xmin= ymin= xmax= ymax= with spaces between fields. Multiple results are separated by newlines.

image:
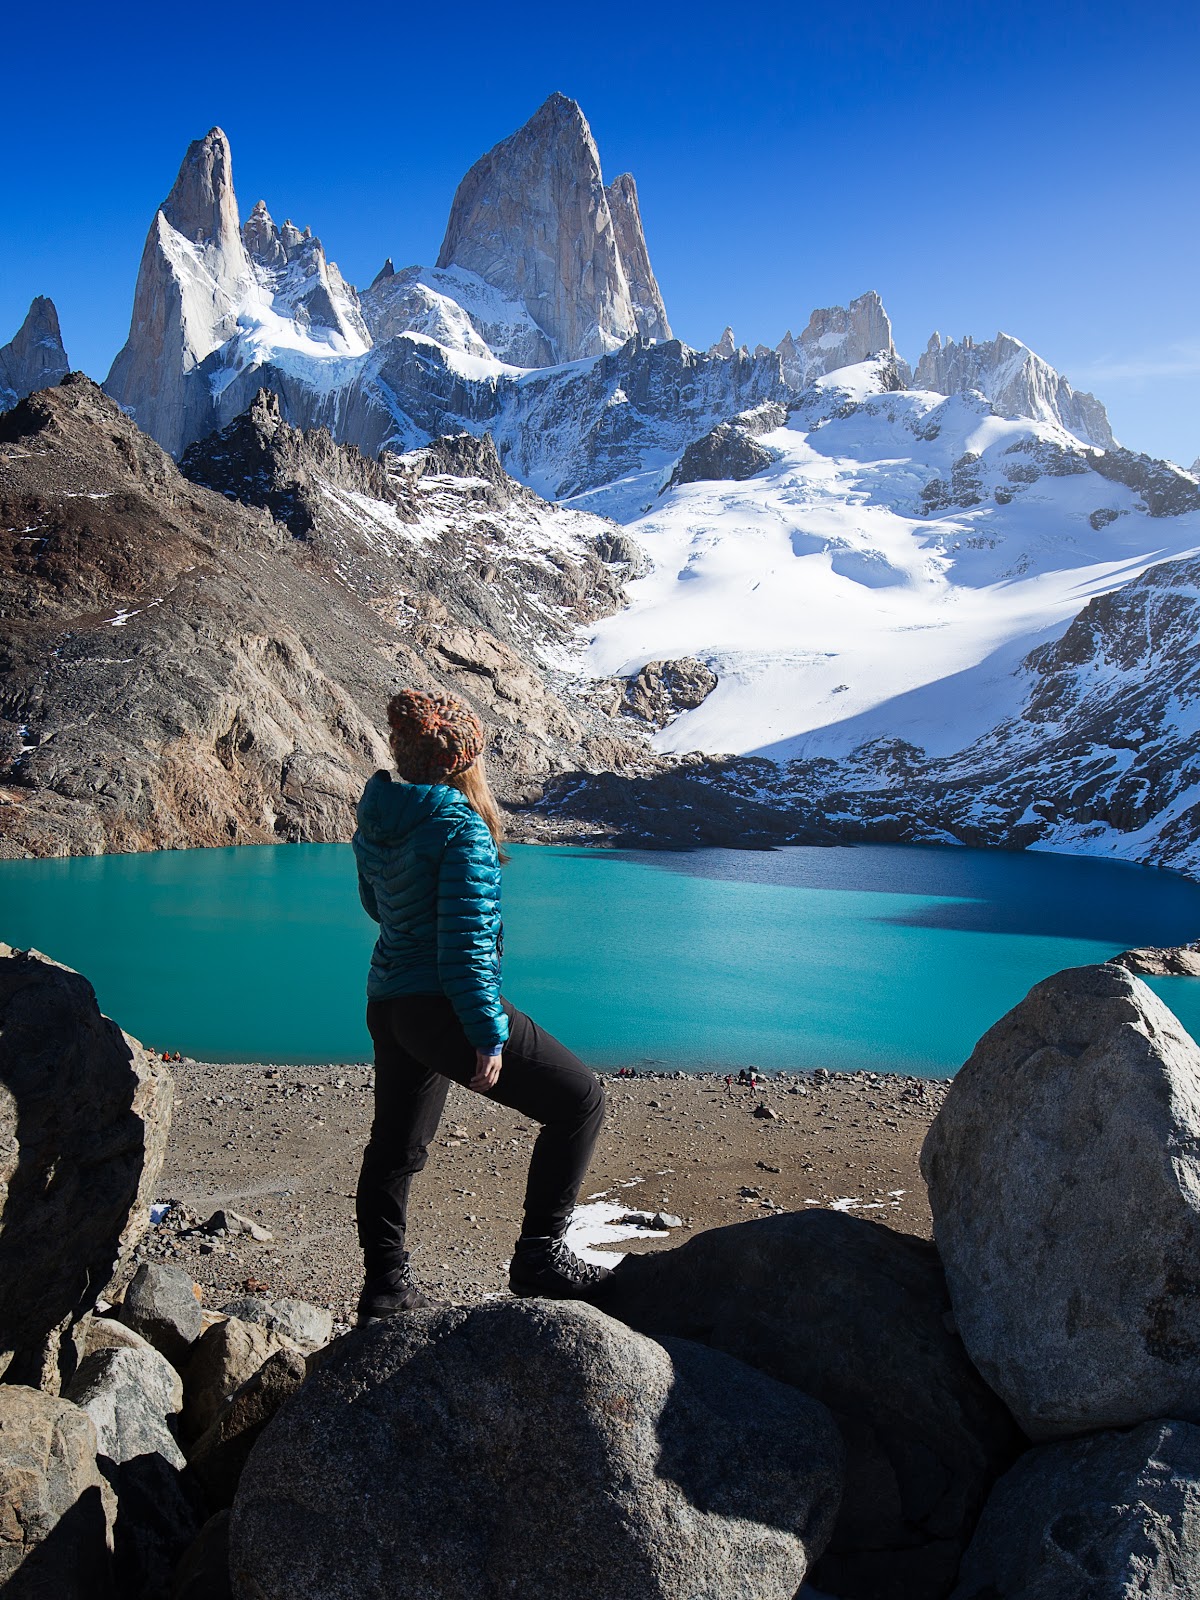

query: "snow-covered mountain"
xmin=582 ymin=359 xmax=1200 ymax=771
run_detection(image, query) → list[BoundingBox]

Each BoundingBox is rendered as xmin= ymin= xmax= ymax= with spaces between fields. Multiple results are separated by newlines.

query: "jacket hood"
xmin=355 ymin=770 xmax=472 ymax=845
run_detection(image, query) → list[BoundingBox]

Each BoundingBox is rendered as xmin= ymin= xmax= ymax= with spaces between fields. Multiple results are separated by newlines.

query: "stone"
xmin=188 ymin=1346 xmax=308 ymax=1507
xmin=80 ymin=1317 xmax=184 ymax=1410
xmin=66 ymin=1346 xmax=185 ymax=1469
xmin=171 ymin=1510 xmax=232 ymax=1600
xmin=183 ymin=1316 xmax=300 ymax=1442
xmin=952 ymin=1418 xmax=1200 ymax=1600
xmin=620 ymin=658 xmax=719 ymax=731
xmin=0 ymin=947 xmax=173 ymax=1389
xmin=595 ymin=1211 xmax=1022 ymax=1600
xmin=1113 ymin=940 xmax=1200 ymax=978
xmin=921 ymin=962 xmax=1200 ymax=1441
xmin=218 ymin=1295 xmax=331 ymax=1353
xmin=0 ymin=296 xmax=70 ymax=412
xmin=121 ymin=1263 xmax=203 ymax=1371
xmin=229 ymin=1299 xmax=843 ymax=1600
xmin=65 ymin=1346 xmax=203 ymax=1600
xmin=201 ymin=1210 xmax=273 ymax=1243
xmin=0 ymin=1384 xmax=116 ymax=1596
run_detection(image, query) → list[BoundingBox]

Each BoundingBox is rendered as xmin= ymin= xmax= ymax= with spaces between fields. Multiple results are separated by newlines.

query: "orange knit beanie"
xmin=386 ymin=690 xmax=484 ymax=783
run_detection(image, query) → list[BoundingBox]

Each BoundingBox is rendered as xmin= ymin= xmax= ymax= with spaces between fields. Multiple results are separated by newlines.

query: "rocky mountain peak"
xmin=435 ymin=94 xmax=667 ymax=363
xmin=160 ymin=127 xmax=243 ymax=263
xmin=914 ymin=330 xmax=1115 ymax=448
xmin=0 ymin=296 xmax=70 ymax=411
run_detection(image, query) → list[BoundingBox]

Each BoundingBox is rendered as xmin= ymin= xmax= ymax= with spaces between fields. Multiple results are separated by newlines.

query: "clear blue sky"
xmin=3 ymin=0 xmax=1197 ymax=464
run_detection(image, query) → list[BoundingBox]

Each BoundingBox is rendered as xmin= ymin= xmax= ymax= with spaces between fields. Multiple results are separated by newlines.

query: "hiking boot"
xmin=508 ymin=1235 xmax=613 ymax=1301
xmin=356 ymin=1262 xmax=438 ymax=1325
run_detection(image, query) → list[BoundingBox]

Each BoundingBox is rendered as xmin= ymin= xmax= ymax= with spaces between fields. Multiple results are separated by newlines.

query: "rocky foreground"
xmin=7 ymin=945 xmax=1200 ymax=1599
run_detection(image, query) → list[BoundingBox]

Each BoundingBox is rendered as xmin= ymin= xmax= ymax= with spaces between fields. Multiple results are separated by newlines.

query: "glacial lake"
xmin=3 ymin=841 xmax=1200 ymax=1077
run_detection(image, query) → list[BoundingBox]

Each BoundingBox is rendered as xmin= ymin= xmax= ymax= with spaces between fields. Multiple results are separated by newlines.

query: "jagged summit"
xmin=0 ymin=296 xmax=70 ymax=411
xmin=915 ymin=330 xmax=1114 ymax=448
xmin=436 ymin=93 xmax=670 ymax=362
xmin=160 ymin=127 xmax=243 ymax=262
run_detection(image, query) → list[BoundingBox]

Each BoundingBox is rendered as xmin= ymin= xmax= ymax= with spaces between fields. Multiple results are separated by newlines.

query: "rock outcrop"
xmin=0 ymin=947 xmax=171 ymax=1388
xmin=915 ymin=330 xmax=1114 ymax=448
xmin=922 ymin=963 xmax=1200 ymax=1440
xmin=230 ymin=1299 xmax=844 ymax=1600
xmin=668 ymin=419 xmax=776 ymax=486
xmin=952 ymin=1419 xmax=1200 ymax=1600
xmin=616 ymin=659 xmax=720 ymax=731
xmin=596 ymin=1211 xmax=1022 ymax=1600
xmin=0 ymin=297 xmax=70 ymax=411
xmin=436 ymin=93 xmax=668 ymax=363
xmin=0 ymin=1385 xmax=116 ymax=1596
xmin=777 ymin=291 xmax=898 ymax=387
xmin=1114 ymin=941 xmax=1200 ymax=977
xmin=0 ymin=375 xmax=642 ymax=857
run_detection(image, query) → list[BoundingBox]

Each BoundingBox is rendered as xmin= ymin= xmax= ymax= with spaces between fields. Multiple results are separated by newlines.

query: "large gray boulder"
xmin=595 ymin=1210 xmax=1022 ymax=1600
xmin=0 ymin=1383 xmax=116 ymax=1596
xmin=229 ymin=1299 xmax=843 ymax=1600
xmin=0 ymin=947 xmax=172 ymax=1390
xmin=952 ymin=1418 xmax=1200 ymax=1599
xmin=921 ymin=963 xmax=1200 ymax=1441
xmin=120 ymin=1262 xmax=203 ymax=1371
xmin=65 ymin=1346 xmax=203 ymax=1600
xmin=218 ymin=1295 xmax=331 ymax=1354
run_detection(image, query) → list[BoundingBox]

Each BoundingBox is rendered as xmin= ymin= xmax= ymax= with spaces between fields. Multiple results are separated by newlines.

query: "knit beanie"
xmin=386 ymin=689 xmax=484 ymax=783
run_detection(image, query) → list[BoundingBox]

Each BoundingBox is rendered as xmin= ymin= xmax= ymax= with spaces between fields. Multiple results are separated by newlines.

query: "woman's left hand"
xmin=471 ymin=1049 xmax=503 ymax=1092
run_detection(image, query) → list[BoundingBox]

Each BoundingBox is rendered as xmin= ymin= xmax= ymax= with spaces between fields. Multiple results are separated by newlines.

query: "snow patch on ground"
xmin=564 ymin=1200 xmax=679 ymax=1266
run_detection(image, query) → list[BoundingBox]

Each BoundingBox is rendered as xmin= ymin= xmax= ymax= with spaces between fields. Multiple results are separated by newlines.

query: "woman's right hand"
xmin=471 ymin=1049 xmax=503 ymax=1092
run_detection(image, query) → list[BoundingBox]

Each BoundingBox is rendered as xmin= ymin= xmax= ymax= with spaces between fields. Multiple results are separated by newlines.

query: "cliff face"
xmin=0 ymin=298 xmax=70 ymax=411
xmin=0 ymin=378 xmax=642 ymax=858
xmin=914 ymin=331 xmax=1114 ymax=449
xmin=436 ymin=93 xmax=667 ymax=363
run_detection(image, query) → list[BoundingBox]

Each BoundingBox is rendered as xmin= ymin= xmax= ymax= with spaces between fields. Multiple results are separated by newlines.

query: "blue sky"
xmin=3 ymin=0 xmax=1197 ymax=464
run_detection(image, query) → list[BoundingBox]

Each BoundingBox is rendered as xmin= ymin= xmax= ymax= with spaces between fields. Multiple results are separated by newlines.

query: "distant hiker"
xmin=352 ymin=689 xmax=607 ymax=1326
xmin=749 ymin=1070 xmax=758 ymax=1094
xmin=724 ymin=1074 xmax=733 ymax=1096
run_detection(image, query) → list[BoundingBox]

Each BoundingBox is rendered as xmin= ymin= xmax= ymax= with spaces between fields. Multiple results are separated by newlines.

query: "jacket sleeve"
xmin=436 ymin=816 xmax=509 ymax=1054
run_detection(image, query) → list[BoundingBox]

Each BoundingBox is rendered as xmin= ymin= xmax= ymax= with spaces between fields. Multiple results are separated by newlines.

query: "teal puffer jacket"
xmin=352 ymin=771 xmax=508 ymax=1053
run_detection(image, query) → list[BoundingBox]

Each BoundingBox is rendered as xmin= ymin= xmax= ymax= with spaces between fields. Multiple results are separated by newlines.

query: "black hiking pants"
xmin=356 ymin=994 xmax=605 ymax=1278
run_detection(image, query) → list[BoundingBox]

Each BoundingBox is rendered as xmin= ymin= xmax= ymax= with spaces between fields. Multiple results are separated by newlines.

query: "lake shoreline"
xmin=145 ymin=1060 xmax=948 ymax=1327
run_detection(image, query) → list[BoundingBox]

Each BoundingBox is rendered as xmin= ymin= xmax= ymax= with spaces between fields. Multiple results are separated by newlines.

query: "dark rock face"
xmin=618 ymin=658 xmax=719 ymax=730
xmin=922 ymin=963 xmax=1200 ymax=1441
xmin=229 ymin=1299 xmax=844 ymax=1600
xmin=0 ymin=1385 xmax=116 ymax=1596
xmin=172 ymin=1510 xmax=233 ymax=1600
xmin=668 ymin=420 xmax=774 ymax=487
xmin=0 ymin=947 xmax=171 ymax=1388
xmin=0 ymin=376 xmax=641 ymax=857
xmin=595 ymin=1211 xmax=1023 ymax=1600
xmin=952 ymin=1419 xmax=1200 ymax=1600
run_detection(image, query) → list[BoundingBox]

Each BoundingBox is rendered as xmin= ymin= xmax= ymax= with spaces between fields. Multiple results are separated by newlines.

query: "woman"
xmin=352 ymin=689 xmax=608 ymax=1324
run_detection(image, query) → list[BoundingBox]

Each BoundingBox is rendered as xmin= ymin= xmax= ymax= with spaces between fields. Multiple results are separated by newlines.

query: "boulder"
xmin=0 ymin=1383 xmax=116 ymax=1596
xmin=229 ymin=1299 xmax=843 ymax=1600
xmin=668 ymin=420 xmax=774 ymax=487
xmin=65 ymin=1346 xmax=185 ymax=1471
xmin=595 ymin=1210 xmax=1022 ymax=1600
xmin=65 ymin=1345 xmax=204 ymax=1600
xmin=188 ymin=1346 xmax=308 ymax=1507
xmin=952 ymin=1418 xmax=1200 ymax=1599
xmin=921 ymin=963 xmax=1200 ymax=1440
xmin=218 ymin=1295 xmax=331 ymax=1353
xmin=80 ymin=1315 xmax=183 ymax=1409
xmin=183 ymin=1316 xmax=300 ymax=1442
xmin=120 ymin=1263 xmax=203 ymax=1370
xmin=171 ymin=1510 xmax=232 ymax=1600
xmin=0 ymin=947 xmax=172 ymax=1389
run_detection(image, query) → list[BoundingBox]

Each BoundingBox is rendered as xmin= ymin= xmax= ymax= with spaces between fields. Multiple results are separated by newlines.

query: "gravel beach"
xmin=146 ymin=1059 xmax=949 ymax=1325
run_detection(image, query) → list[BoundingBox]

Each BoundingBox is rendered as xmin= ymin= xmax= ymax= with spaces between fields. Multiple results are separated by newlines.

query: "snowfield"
xmin=585 ymin=365 xmax=1200 ymax=761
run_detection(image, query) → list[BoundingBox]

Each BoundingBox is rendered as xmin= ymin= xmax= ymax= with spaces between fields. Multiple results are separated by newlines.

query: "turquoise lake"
xmin=3 ymin=841 xmax=1200 ymax=1076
